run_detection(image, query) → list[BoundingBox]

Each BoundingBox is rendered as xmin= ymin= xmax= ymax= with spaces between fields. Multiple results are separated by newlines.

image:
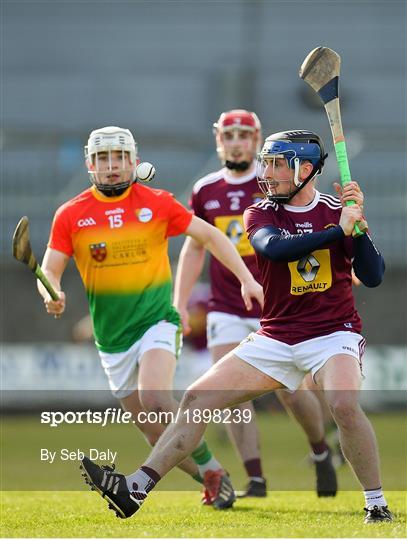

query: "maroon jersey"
xmin=244 ymin=191 xmax=362 ymax=345
xmin=190 ymin=166 xmax=263 ymax=318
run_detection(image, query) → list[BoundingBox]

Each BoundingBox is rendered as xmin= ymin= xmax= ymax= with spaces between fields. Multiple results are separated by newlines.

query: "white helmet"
xmin=85 ymin=126 xmax=139 ymax=196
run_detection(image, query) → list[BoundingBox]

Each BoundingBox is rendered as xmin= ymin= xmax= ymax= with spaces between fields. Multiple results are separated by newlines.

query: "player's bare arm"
xmin=38 ymin=248 xmax=69 ymax=316
xmin=185 ymin=215 xmax=264 ymax=311
xmin=173 ymin=236 xmax=205 ymax=335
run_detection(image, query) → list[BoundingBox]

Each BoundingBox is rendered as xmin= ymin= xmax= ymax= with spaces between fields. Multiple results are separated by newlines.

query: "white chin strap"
xmin=293 ymin=157 xmax=301 ymax=187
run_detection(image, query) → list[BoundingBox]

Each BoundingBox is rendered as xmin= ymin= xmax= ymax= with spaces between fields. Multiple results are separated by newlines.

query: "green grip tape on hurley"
xmin=334 ymin=140 xmax=364 ymax=237
xmin=334 ymin=141 xmax=352 ymax=187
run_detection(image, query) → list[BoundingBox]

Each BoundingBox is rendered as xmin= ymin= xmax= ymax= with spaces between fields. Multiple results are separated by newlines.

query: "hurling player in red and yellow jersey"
xmin=38 ymin=126 xmax=263 ymax=511
xmin=79 ymin=130 xmax=392 ymax=524
xmin=174 ymin=111 xmax=337 ymax=498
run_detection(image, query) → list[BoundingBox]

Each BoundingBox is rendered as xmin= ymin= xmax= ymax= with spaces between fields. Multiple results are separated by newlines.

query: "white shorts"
xmin=207 ymin=311 xmax=260 ymax=348
xmin=233 ymin=331 xmax=365 ymax=391
xmin=98 ymin=321 xmax=182 ymax=399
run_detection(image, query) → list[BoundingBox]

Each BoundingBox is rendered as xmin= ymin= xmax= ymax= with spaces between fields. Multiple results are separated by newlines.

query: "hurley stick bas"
xmin=299 ymin=46 xmax=365 ymax=236
xmin=12 ymin=216 xmax=60 ymax=300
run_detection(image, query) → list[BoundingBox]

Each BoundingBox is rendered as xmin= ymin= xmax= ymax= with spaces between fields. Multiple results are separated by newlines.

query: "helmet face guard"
xmin=257 ymin=131 xmax=327 ymax=203
xmin=213 ymin=110 xmax=262 ymax=171
xmin=85 ymin=126 xmax=139 ymax=197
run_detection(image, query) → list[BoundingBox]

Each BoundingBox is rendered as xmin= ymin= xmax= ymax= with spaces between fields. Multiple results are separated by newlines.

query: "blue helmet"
xmin=257 ymin=130 xmax=327 ymax=203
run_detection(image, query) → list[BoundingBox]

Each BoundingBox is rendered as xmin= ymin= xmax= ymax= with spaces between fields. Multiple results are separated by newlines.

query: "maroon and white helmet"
xmin=213 ymin=109 xmax=261 ymax=134
xmin=213 ymin=110 xmax=262 ymax=171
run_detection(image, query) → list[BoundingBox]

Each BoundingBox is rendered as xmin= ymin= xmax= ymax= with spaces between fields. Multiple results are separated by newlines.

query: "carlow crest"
xmin=89 ymin=242 xmax=107 ymax=262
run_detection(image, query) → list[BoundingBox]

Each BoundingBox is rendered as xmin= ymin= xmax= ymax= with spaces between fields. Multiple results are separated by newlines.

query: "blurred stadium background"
xmin=1 ymin=0 xmax=406 ymax=436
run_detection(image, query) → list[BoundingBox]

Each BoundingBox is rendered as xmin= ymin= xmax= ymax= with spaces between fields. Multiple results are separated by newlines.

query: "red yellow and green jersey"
xmin=48 ymin=183 xmax=193 ymax=353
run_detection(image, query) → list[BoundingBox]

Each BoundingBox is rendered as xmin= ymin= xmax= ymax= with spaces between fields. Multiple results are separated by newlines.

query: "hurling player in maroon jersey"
xmin=84 ymin=129 xmax=392 ymax=524
xmin=241 ymin=130 xmax=390 ymax=523
xmin=174 ymin=111 xmax=337 ymax=499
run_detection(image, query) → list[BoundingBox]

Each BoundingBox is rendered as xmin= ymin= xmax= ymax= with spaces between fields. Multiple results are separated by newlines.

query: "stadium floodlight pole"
xmin=299 ymin=46 xmax=365 ymax=237
xmin=12 ymin=216 xmax=60 ymax=301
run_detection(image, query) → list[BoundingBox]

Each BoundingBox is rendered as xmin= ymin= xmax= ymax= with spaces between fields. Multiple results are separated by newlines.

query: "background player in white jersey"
xmin=173 ymin=110 xmax=337 ymax=497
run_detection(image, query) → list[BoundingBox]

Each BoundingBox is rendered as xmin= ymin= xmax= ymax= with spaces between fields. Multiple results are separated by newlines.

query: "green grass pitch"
xmin=1 ymin=412 xmax=406 ymax=537
xmin=1 ymin=490 xmax=406 ymax=537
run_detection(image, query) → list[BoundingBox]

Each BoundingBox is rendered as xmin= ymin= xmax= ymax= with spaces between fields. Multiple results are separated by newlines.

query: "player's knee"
xmin=139 ymin=390 xmax=172 ymax=417
xmin=179 ymin=388 xmax=209 ymax=419
xmin=180 ymin=388 xmax=199 ymax=411
xmin=329 ymin=396 xmax=360 ymax=429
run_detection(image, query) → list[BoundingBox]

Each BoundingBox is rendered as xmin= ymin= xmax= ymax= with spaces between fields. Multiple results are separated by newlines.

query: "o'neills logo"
xmin=90 ymin=242 xmax=107 ymax=262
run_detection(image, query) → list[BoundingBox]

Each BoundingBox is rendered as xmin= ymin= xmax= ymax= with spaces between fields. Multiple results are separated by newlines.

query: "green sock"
xmin=191 ymin=440 xmax=212 ymax=465
xmin=191 ymin=440 xmax=222 ymax=476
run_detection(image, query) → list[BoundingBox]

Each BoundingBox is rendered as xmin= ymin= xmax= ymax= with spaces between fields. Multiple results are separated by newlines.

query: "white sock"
xmin=197 ymin=456 xmax=222 ymax=477
xmin=250 ymin=476 xmax=265 ymax=483
xmin=310 ymin=449 xmax=329 ymax=462
xmin=364 ymin=487 xmax=387 ymax=508
xmin=126 ymin=469 xmax=154 ymax=493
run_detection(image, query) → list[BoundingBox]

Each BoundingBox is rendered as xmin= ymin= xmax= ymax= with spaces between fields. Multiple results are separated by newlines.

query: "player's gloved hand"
xmin=240 ymin=279 xmax=264 ymax=312
xmin=339 ymin=206 xmax=363 ymax=237
xmin=176 ymin=306 xmax=192 ymax=336
xmin=44 ymin=291 xmax=66 ymax=318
